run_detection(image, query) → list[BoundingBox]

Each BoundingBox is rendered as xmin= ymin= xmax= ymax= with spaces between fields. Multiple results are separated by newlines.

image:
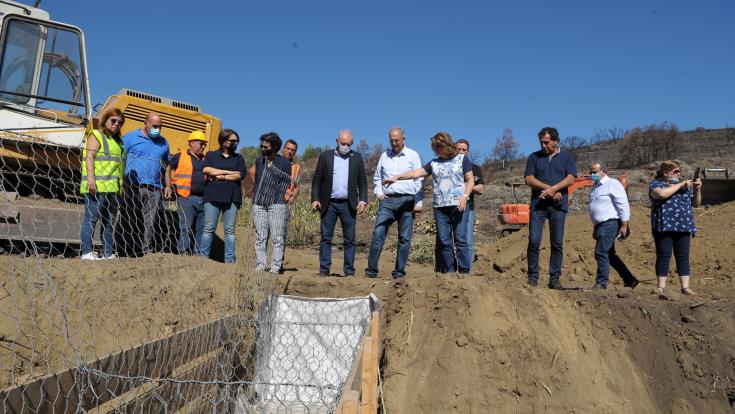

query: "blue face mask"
xmin=591 ymin=172 xmax=602 ymax=183
xmin=670 ymin=178 xmax=680 ymax=184
xmin=148 ymin=127 xmax=161 ymax=138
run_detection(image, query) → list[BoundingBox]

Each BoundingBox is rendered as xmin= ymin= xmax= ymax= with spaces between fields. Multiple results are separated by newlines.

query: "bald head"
xmin=144 ymin=112 xmax=163 ymax=138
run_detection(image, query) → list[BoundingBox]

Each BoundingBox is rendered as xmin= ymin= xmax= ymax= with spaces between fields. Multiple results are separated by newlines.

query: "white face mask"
xmin=337 ymin=144 xmax=351 ymax=156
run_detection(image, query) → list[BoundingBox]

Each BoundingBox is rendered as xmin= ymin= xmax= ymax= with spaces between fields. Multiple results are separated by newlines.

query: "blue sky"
xmin=42 ymin=0 xmax=734 ymax=161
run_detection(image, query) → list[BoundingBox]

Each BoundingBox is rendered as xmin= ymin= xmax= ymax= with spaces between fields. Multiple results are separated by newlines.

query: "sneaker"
xmin=591 ymin=283 xmax=607 ymax=291
xmin=527 ymin=279 xmax=539 ymax=287
xmin=103 ymin=253 xmax=119 ymax=260
xmin=319 ymin=271 xmax=329 ymax=277
xmin=548 ymin=279 xmax=564 ymax=290
xmin=81 ymin=252 xmax=99 ymax=260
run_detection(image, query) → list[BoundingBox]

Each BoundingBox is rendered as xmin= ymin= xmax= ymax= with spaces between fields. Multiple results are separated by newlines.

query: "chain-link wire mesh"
xmin=0 ymin=129 xmax=379 ymax=413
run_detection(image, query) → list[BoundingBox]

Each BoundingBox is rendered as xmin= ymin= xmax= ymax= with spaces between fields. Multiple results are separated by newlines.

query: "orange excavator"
xmin=498 ymin=174 xmax=627 ymax=236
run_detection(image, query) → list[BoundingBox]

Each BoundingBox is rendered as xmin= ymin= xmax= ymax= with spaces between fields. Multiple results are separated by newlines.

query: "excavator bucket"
xmin=700 ymin=168 xmax=735 ymax=205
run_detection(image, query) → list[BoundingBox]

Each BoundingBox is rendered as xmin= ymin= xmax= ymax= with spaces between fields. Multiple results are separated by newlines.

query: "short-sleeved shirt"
xmin=123 ymin=129 xmax=170 ymax=188
xmin=169 ymin=151 xmax=207 ymax=196
xmin=253 ymin=154 xmax=292 ymax=206
xmin=649 ymin=180 xmax=696 ymax=234
xmin=524 ymin=149 xmax=577 ymax=211
xmin=469 ymin=163 xmax=484 ymax=203
xmin=422 ymin=154 xmax=471 ymax=208
xmin=202 ymin=150 xmax=247 ymax=206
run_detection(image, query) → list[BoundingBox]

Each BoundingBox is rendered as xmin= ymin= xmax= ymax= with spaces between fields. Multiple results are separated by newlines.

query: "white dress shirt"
xmin=373 ymin=146 xmax=424 ymax=209
xmin=588 ymin=174 xmax=630 ymax=225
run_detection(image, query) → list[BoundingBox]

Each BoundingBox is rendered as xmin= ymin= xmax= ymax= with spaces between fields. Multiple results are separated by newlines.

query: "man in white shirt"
xmin=588 ymin=161 xmax=639 ymax=290
xmin=365 ymin=127 xmax=423 ymax=279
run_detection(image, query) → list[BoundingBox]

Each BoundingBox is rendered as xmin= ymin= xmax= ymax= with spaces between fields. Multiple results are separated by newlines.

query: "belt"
xmin=384 ymin=193 xmax=414 ymax=198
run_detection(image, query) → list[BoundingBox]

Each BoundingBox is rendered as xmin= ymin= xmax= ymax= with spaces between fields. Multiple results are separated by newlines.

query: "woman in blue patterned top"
xmin=383 ymin=132 xmax=475 ymax=274
xmin=649 ymin=160 xmax=702 ymax=295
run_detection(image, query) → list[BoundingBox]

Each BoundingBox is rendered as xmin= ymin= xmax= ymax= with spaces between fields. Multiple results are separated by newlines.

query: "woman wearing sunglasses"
xmin=199 ymin=128 xmax=247 ymax=263
xmin=649 ymin=160 xmax=702 ymax=295
xmin=79 ymin=108 xmax=126 ymax=260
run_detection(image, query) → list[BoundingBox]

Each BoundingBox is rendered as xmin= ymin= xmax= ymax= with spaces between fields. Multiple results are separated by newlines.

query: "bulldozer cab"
xmin=0 ymin=3 xmax=90 ymax=141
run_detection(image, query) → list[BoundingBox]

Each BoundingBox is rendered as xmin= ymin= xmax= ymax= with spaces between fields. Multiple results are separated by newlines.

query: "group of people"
xmin=80 ymin=110 xmax=703 ymax=293
xmin=79 ymin=108 xmax=298 ymax=265
xmin=522 ymin=127 xmax=702 ymax=294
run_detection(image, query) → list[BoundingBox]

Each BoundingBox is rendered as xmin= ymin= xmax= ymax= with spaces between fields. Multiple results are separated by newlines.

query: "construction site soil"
xmin=1 ymin=200 xmax=734 ymax=413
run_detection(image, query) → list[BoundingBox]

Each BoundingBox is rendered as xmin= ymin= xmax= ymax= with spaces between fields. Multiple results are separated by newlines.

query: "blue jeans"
xmin=434 ymin=206 xmax=470 ymax=273
xmin=594 ymin=219 xmax=636 ymax=288
xmin=366 ymin=195 xmax=415 ymax=277
xmin=199 ymin=201 xmax=238 ymax=263
xmin=81 ymin=193 xmax=119 ymax=257
xmin=177 ymin=195 xmax=205 ymax=255
xmin=319 ymin=200 xmax=356 ymax=274
xmin=653 ymin=231 xmax=691 ymax=277
xmin=465 ymin=203 xmax=476 ymax=271
xmin=527 ymin=203 xmax=566 ymax=282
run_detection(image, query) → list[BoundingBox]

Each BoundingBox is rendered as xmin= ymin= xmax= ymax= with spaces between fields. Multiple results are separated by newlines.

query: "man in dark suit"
xmin=311 ymin=130 xmax=368 ymax=276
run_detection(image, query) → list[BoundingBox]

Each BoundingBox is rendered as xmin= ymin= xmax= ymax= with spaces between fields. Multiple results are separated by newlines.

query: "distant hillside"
xmin=573 ymin=127 xmax=734 ymax=170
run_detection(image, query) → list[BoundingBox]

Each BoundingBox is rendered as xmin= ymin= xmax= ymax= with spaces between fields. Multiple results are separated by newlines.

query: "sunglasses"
xmin=227 ymin=139 xmax=240 ymax=144
xmin=670 ymin=169 xmax=681 ymax=174
xmin=109 ymin=118 xmax=124 ymax=126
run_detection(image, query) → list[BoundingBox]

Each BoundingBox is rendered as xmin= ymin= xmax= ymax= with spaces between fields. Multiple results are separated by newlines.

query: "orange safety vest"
xmin=284 ymin=163 xmax=301 ymax=202
xmin=172 ymin=151 xmax=203 ymax=197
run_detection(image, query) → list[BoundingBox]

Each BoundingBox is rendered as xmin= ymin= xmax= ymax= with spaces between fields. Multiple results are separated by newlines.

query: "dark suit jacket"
xmin=311 ymin=149 xmax=368 ymax=216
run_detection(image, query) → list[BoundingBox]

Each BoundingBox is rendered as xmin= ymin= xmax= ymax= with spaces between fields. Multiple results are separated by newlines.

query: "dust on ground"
xmin=1 ymin=201 xmax=734 ymax=413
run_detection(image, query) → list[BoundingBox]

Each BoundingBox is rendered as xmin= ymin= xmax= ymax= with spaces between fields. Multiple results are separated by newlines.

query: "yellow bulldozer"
xmin=0 ymin=0 xmax=221 ymax=254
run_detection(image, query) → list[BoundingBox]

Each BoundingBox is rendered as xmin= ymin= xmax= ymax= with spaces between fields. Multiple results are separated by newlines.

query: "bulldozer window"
xmin=0 ymin=19 xmax=40 ymax=105
xmin=0 ymin=17 xmax=87 ymax=119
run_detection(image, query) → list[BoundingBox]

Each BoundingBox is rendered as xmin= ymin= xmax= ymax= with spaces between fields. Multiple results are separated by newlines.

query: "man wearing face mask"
xmin=118 ymin=112 xmax=171 ymax=256
xmin=587 ymin=161 xmax=638 ymax=290
xmin=311 ymin=130 xmax=368 ymax=276
xmin=251 ymin=132 xmax=293 ymax=273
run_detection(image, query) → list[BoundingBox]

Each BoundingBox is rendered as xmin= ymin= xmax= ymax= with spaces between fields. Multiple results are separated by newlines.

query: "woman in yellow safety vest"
xmin=79 ymin=108 xmax=126 ymax=260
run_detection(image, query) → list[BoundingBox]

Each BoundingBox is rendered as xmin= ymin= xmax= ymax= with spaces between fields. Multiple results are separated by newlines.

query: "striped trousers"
xmin=252 ymin=203 xmax=290 ymax=272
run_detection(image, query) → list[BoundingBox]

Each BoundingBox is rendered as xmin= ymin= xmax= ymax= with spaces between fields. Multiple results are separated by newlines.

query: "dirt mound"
xmin=281 ymin=201 xmax=735 ymax=413
xmin=1 ymin=200 xmax=733 ymax=412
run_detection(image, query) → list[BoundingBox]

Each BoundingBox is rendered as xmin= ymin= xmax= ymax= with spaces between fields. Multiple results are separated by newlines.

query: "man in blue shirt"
xmin=524 ymin=127 xmax=577 ymax=289
xmin=365 ymin=127 xmax=423 ymax=279
xmin=118 ymin=112 xmax=171 ymax=256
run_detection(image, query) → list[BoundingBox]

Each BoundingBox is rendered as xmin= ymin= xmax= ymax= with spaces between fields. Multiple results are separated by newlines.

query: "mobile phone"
xmin=693 ymin=167 xmax=701 ymax=181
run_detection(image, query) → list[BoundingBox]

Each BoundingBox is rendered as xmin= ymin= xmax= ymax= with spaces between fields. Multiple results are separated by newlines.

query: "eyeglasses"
xmin=227 ymin=139 xmax=239 ymax=144
xmin=109 ymin=118 xmax=124 ymax=126
xmin=670 ymin=169 xmax=681 ymax=174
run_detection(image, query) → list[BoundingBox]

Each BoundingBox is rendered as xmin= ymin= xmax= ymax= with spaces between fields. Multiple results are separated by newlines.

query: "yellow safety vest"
xmin=80 ymin=129 xmax=125 ymax=194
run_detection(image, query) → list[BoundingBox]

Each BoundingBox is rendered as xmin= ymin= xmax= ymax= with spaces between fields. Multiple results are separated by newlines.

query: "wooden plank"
xmin=0 ymin=316 xmax=239 ymax=413
xmin=368 ymin=312 xmax=379 ymax=413
xmin=336 ymin=390 xmax=360 ymax=414
xmin=0 ymin=192 xmax=19 ymax=220
xmin=106 ymin=348 xmax=234 ymax=413
xmin=359 ymin=335 xmax=373 ymax=414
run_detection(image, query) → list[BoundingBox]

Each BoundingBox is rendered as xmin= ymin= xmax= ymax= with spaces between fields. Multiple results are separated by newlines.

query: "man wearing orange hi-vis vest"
xmin=167 ymin=131 xmax=209 ymax=255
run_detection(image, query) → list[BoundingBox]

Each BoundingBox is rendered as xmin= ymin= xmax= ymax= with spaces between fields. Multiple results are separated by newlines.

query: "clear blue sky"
xmin=41 ymin=0 xmax=734 ymax=161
